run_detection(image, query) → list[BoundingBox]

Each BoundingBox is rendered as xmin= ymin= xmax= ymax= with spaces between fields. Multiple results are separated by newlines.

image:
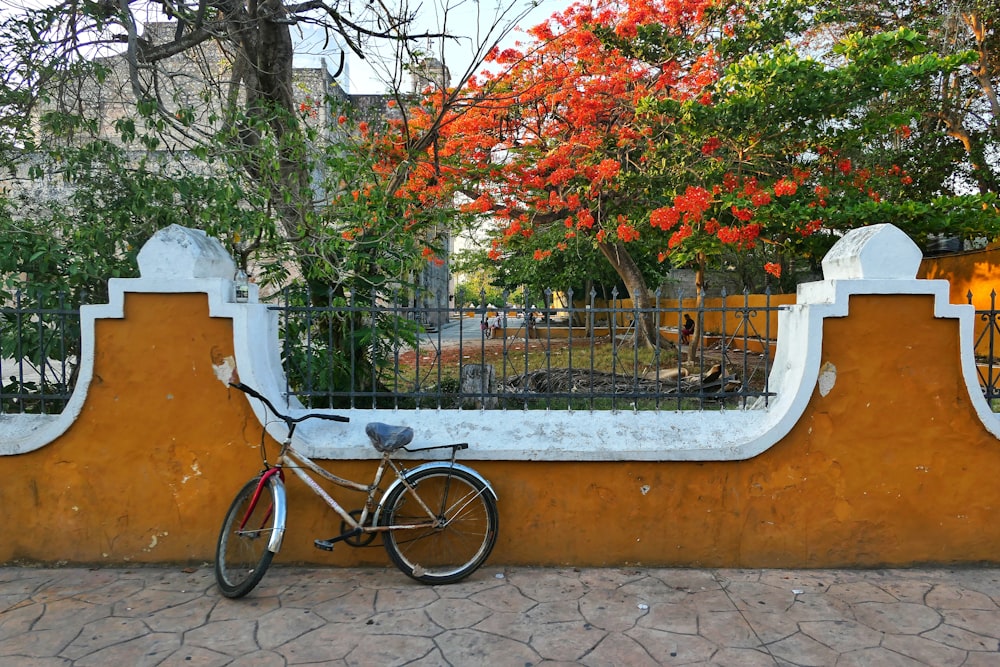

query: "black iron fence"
xmin=269 ymin=286 xmax=782 ymax=412
xmin=0 ymin=290 xmax=82 ymax=414
xmin=20 ymin=286 xmax=1000 ymax=415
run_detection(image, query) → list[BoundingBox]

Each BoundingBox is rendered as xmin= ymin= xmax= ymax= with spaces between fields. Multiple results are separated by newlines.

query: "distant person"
xmin=681 ymin=314 xmax=695 ymax=345
xmin=525 ymin=309 xmax=538 ymax=340
xmin=489 ymin=314 xmax=503 ymax=340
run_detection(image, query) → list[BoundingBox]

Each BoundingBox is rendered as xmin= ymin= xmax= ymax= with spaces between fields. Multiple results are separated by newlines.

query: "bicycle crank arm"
xmin=314 ymin=527 xmax=363 ymax=551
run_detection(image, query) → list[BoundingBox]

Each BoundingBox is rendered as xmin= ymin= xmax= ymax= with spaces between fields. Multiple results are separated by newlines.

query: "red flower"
xmin=773 ymin=178 xmax=798 ymax=197
xmin=674 ymin=186 xmax=712 ymax=222
xmin=617 ymin=223 xmax=640 ymax=242
xmin=650 ymin=206 xmax=680 ymax=230
xmin=594 ymin=159 xmax=621 ymax=182
xmin=668 ymin=224 xmax=693 ymax=248
xmin=717 ymin=226 xmax=740 ymax=244
xmin=731 ymin=206 xmax=753 ymax=222
xmin=764 ymin=262 xmax=782 ymax=278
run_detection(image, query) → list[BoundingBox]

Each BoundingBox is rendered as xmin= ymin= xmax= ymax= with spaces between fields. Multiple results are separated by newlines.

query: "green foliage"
xmin=630 ymin=16 xmax=999 ymax=288
xmin=0 ymin=286 xmax=78 ymax=414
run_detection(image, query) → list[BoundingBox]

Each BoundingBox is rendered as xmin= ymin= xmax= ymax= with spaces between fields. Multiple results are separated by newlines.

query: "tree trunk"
xmin=686 ymin=252 xmax=706 ymax=363
xmin=235 ymin=9 xmax=315 ymax=242
xmin=596 ymin=240 xmax=660 ymax=349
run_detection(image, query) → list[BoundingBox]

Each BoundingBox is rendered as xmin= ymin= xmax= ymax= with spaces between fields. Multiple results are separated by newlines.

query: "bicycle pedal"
xmin=313 ymin=538 xmax=336 ymax=551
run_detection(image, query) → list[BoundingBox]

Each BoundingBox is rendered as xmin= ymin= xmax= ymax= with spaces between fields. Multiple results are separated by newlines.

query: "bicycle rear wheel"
xmin=380 ymin=467 xmax=498 ymax=584
xmin=215 ymin=475 xmax=281 ymax=598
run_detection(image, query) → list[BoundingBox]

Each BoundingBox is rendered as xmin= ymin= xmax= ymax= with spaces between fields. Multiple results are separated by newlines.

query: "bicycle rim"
xmin=381 ymin=468 xmax=498 ymax=584
xmin=215 ymin=476 xmax=278 ymax=598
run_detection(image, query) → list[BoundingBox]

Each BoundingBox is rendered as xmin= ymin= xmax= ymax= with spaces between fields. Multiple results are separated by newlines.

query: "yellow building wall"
xmin=920 ymin=248 xmax=1000 ymax=359
xmin=1 ymin=290 xmax=998 ymax=568
xmin=919 ymin=247 xmax=1000 ymax=307
xmin=597 ymin=294 xmax=794 ymax=340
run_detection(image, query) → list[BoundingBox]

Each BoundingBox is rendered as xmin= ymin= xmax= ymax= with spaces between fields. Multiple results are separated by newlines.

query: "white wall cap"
xmin=137 ymin=224 xmax=236 ymax=280
xmin=821 ymin=223 xmax=921 ymax=280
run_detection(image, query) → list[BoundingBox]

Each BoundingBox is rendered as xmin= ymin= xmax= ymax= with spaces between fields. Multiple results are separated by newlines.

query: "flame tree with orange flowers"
xmin=382 ymin=0 xmax=998 ymax=351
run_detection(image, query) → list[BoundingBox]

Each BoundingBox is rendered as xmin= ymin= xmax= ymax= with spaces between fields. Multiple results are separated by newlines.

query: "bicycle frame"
xmin=244 ymin=437 xmax=491 ymax=554
xmin=239 ymin=467 xmax=287 ymax=553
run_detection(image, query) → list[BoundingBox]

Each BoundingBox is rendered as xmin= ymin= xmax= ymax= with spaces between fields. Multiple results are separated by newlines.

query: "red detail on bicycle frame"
xmin=238 ymin=468 xmax=284 ymax=531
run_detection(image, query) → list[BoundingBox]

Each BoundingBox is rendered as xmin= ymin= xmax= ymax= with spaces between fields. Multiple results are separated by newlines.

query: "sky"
xmin=0 ymin=0 xmax=574 ymax=95
xmin=293 ymin=0 xmax=575 ymax=94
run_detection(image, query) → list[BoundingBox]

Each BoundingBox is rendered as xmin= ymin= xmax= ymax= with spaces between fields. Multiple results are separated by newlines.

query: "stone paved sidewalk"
xmin=2 ymin=565 xmax=1000 ymax=665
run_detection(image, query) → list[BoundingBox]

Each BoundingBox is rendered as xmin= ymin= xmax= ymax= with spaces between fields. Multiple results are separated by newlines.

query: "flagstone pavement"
xmin=2 ymin=564 xmax=1000 ymax=666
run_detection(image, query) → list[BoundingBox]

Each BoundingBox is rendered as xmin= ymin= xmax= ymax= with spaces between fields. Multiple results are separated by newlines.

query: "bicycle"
xmin=215 ymin=382 xmax=499 ymax=598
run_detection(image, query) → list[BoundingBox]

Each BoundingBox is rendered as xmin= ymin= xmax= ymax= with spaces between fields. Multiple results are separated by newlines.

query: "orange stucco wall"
xmin=1 ymin=290 xmax=999 ymax=568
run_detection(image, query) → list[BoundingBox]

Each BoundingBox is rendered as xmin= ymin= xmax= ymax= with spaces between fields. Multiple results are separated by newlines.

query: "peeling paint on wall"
xmin=143 ymin=531 xmax=169 ymax=552
xmin=181 ymin=461 xmax=202 ymax=484
xmin=818 ymin=362 xmax=837 ymax=397
xmin=213 ymin=354 xmax=237 ymax=385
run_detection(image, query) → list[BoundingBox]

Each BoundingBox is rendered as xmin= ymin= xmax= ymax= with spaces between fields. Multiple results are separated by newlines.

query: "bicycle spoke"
xmin=381 ymin=468 xmax=498 ymax=584
xmin=215 ymin=476 xmax=279 ymax=598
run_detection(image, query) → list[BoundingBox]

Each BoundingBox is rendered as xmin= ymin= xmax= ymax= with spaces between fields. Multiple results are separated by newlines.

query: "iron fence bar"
xmin=36 ymin=294 xmax=47 ymax=412
xmin=566 ymin=287 xmax=576 ymax=411
xmin=986 ymin=290 xmax=997 ymax=400
xmin=15 ymin=290 xmax=26 ymax=407
xmin=630 ymin=291 xmax=640 ymax=411
xmin=763 ymin=286 xmax=772 ymax=408
xmin=588 ymin=288 xmax=597 ymax=411
xmin=670 ymin=292 xmax=683 ymax=411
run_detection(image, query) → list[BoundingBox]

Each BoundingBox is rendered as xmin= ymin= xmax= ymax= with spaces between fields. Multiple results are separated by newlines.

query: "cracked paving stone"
xmin=852 ymin=600 xmax=943 ymax=634
xmin=578 ymin=588 xmax=649 ymax=632
xmin=797 ymin=618 xmax=883 ymax=653
xmin=581 ymin=631 xmax=661 ymax=667
xmin=767 ymin=630 xmax=841 ymax=667
xmin=436 ymin=627 xmax=541 ymax=665
xmin=881 ymin=632 xmax=969 ymax=667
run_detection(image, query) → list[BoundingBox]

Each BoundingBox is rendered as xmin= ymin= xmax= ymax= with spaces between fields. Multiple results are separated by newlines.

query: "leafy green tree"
xmin=812 ymin=0 xmax=999 ymax=197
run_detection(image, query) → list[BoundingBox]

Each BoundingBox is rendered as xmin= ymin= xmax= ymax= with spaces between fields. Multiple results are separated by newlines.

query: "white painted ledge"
xmin=4 ymin=223 xmax=998 ymax=459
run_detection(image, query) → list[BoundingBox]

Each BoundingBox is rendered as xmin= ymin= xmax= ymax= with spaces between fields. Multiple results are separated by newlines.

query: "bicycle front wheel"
xmin=215 ymin=475 xmax=281 ymax=598
xmin=380 ymin=467 xmax=499 ymax=584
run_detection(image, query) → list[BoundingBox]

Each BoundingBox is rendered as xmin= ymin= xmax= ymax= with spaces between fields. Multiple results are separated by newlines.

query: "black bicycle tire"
xmin=214 ymin=476 xmax=279 ymax=598
xmin=380 ymin=467 xmax=498 ymax=584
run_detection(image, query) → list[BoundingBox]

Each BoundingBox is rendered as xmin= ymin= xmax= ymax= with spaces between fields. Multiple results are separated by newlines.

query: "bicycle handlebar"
xmin=230 ymin=382 xmax=350 ymax=424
